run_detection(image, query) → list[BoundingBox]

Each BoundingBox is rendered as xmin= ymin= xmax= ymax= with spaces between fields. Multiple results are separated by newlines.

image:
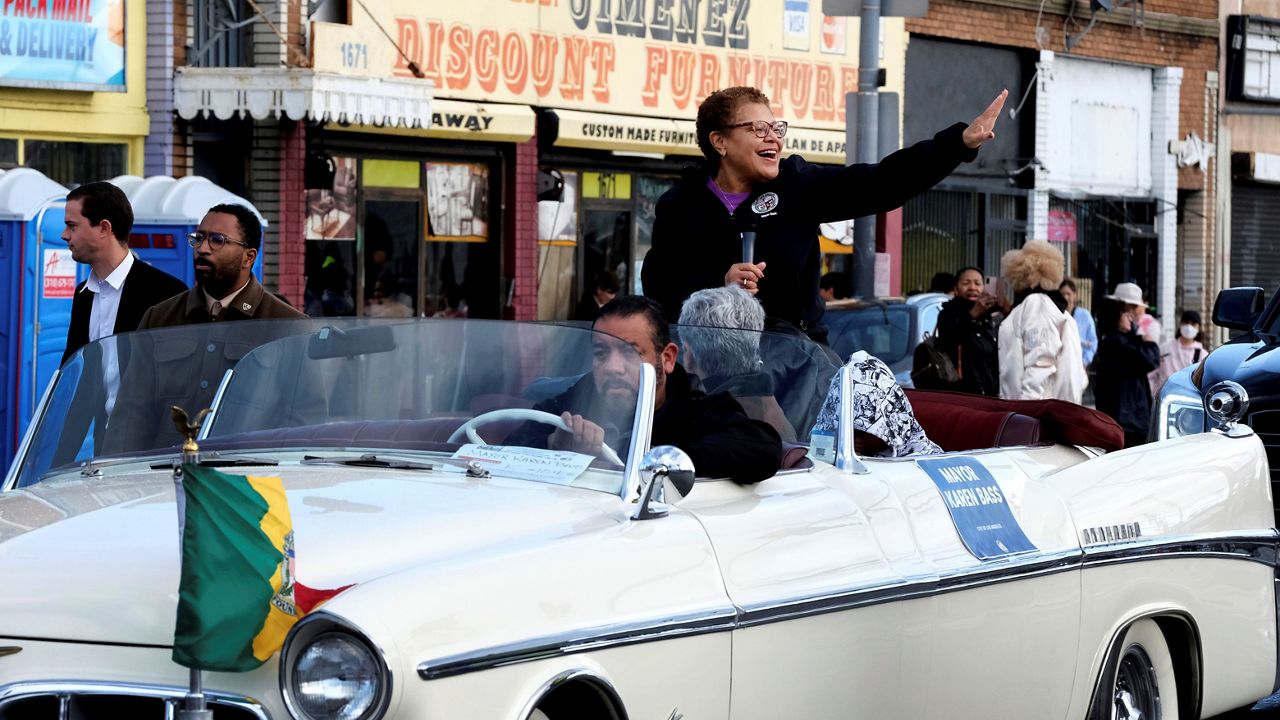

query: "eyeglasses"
xmin=723 ymin=120 xmax=788 ymax=139
xmin=187 ymin=231 xmax=250 ymax=250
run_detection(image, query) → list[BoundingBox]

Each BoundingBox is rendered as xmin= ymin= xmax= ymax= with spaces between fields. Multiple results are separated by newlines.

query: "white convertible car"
xmin=0 ymin=318 xmax=1275 ymax=720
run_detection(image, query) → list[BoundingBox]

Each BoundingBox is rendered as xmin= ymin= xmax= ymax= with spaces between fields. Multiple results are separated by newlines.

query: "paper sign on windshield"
xmin=917 ymin=457 xmax=1037 ymax=561
xmin=452 ymin=444 xmax=593 ymax=484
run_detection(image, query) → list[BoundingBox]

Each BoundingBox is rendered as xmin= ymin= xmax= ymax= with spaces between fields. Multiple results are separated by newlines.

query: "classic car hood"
xmin=0 ymin=465 xmax=626 ymax=646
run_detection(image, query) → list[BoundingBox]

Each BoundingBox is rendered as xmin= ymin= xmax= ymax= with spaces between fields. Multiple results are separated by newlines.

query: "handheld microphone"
xmin=740 ymin=216 xmax=758 ymax=264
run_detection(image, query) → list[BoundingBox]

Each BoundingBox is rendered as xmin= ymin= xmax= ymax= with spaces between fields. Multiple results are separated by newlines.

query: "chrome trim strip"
xmin=834 ymin=366 xmax=869 ymax=475
xmin=415 ymin=532 xmax=1280 ymax=680
xmin=1274 ymin=572 xmax=1280 ymax=695
xmin=280 ymin=611 xmax=393 ymax=720
xmin=515 ymin=667 xmax=628 ymax=720
xmin=3 ymin=370 xmax=59 ymax=492
xmin=737 ymin=548 xmax=1082 ymax=627
xmin=199 ymin=369 xmax=235 ymax=441
xmin=1080 ymin=531 xmax=1280 ymax=568
xmin=0 ymin=681 xmax=268 ymax=719
xmin=418 ymin=607 xmax=738 ymax=681
xmin=621 ymin=362 xmax=657 ymax=502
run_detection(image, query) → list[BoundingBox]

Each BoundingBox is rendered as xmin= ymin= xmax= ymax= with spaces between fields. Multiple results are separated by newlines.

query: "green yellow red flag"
xmin=172 ymin=463 xmax=308 ymax=671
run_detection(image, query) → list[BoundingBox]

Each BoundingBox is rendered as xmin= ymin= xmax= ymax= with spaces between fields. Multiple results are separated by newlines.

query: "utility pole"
xmin=850 ymin=0 xmax=881 ymax=299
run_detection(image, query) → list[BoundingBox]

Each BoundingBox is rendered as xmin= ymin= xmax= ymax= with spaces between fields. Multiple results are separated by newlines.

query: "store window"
xmin=0 ymin=139 xmax=16 ymax=167
xmin=25 ymin=140 xmax=125 ymax=187
xmin=304 ymin=156 xmax=360 ymax=318
xmin=425 ymin=161 xmax=491 ymax=318
xmin=537 ymin=170 xmax=579 ymax=320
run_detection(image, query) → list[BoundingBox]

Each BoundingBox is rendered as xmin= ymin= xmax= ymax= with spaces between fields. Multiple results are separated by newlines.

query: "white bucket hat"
xmin=1105 ymin=282 xmax=1147 ymax=308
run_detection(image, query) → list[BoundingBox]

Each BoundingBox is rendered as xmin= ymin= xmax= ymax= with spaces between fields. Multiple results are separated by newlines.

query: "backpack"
xmin=912 ymin=331 xmax=961 ymax=387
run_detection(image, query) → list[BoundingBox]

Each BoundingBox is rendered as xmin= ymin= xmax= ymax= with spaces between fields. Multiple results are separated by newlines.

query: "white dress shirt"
xmin=82 ymin=252 xmax=134 ymax=414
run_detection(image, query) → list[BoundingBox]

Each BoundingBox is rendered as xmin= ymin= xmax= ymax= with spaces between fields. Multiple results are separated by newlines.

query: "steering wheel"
xmin=448 ymin=408 xmax=625 ymax=467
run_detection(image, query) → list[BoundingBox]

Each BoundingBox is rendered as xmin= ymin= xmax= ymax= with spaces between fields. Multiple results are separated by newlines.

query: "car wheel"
xmin=1111 ymin=619 xmax=1179 ymax=720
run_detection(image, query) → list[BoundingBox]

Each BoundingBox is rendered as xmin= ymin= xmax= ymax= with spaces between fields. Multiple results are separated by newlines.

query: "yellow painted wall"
xmin=0 ymin=0 xmax=149 ymax=174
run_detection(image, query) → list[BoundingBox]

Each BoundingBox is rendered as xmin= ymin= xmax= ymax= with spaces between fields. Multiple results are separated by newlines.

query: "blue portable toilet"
xmin=0 ymin=168 xmax=72 ymax=467
xmin=109 ymin=175 xmax=266 ymax=286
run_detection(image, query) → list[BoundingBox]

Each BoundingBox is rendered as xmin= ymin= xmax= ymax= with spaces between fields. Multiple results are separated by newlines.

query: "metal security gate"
xmin=1230 ymin=181 xmax=1280 ymax=292
xmin=900 ymin=186 xmax=1027 ymax=295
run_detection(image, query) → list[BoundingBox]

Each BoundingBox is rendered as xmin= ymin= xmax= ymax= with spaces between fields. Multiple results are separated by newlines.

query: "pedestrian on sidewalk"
xmin=1093 ymin=286 xmax=1161 ymax=448
xmin=997 ymin=241 xmax=1087 ymax=402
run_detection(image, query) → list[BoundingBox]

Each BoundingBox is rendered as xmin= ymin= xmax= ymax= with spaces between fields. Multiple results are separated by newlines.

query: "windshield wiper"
xmin=301 ymin=454 xmax=436 ymax=471
xmin=150 ymin=454 xmax=281 ymax=470
xmin=301 ymin=453 xmax=492 ymax=478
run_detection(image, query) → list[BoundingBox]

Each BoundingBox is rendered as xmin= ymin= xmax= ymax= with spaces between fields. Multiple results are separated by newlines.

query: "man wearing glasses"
xmin=642 ymin=85 xmax=1007 ymax=344
xmin=138 ymin=203 xmax=302 ymax=328
xmin=102 ymin=205 xmax=311 ymax=455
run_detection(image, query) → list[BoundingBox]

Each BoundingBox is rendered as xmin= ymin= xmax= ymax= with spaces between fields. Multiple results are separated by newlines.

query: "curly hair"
xmin=1001 ymin=241 xmax=1064 ymax=293
xmin=696 ymin=86 xmax=771 ymax=173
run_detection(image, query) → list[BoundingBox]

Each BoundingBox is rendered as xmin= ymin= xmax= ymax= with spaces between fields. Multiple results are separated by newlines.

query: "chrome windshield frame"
xmin=621 ymin=362 xmax=657 ymax=501
xmin=3 ymin=370 xmax=59 ymax=492
xmin=198 ymin=369 xmax=236 ymax=441
xmin=834 ymin=365 xmax=870 ymax=475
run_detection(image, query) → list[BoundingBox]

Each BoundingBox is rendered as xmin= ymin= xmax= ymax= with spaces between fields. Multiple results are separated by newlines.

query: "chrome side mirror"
xmin=1204 ymin=380 xmax=1252 ymax=437
xmin=632 ymin=446 xmax=695 ymax=521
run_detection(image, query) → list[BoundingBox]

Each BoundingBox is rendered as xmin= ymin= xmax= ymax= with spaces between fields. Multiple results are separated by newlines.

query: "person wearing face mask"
xmin=1092 ymin=289 xmax=1161 ymax=449
xmin=1149 ymin=310 xmax=1206 ymax=395
xmin=642 ymin=85 xmax=1007 ymax=343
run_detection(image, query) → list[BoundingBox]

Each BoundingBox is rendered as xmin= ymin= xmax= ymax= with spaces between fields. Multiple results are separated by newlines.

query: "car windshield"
xmin=11 ymin=319 xmax=646 ymax=493
xmin=824 ymin=304 xmax=914 ymax=365
xmin=12 ymin=319 xmax=846 ymax=491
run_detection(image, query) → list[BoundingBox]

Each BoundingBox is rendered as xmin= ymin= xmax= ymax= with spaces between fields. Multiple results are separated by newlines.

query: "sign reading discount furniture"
xmin=311 ymin=0 xmax=905 ymax=134
xmin=0 ymin=0 xmax=126 ymax=91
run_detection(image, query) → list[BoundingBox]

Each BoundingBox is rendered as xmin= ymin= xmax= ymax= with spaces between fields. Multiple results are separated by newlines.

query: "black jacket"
xmin=642 ymin=123 xmax=977 ymax=335
xmin=1093 ymin=330 xmax=1161 ymax=434
xmin=62 ymin=258 xmax=188 ymax=364
xmin=512 ymin=364 xmax=783 ymax=484
xmin=934 ymin=296 xmax=1001 ymax=397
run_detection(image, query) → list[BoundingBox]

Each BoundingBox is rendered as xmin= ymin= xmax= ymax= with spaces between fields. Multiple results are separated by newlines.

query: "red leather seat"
xmin=906 ymin=389 xmax=1123 ymax=453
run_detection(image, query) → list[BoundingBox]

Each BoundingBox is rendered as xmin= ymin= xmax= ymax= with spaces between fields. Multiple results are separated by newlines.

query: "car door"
xmin=680 ymin=446 xmax=1084 ymax=718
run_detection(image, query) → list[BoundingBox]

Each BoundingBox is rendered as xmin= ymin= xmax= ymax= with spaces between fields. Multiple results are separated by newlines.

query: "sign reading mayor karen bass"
xmin=916 ymin=457 xmax=1037 ymax=561
xmin=0 ymin=0 xmax=125 ymax=91
xmin=343 ymin=0 xmax=873 ymax=128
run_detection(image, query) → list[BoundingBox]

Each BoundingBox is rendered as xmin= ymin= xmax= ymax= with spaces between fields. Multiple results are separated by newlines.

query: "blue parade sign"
xmin=917 ymin=457 xmax=1036 ymax=561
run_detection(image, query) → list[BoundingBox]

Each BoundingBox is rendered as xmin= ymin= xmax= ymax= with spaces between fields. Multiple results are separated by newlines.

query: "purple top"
xmin=706 ymin=177 xmax=750 ymax=214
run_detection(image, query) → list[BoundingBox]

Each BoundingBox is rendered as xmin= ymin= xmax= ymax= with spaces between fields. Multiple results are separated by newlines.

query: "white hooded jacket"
xmin=998 ymin=293 xmax=1087 ymax=402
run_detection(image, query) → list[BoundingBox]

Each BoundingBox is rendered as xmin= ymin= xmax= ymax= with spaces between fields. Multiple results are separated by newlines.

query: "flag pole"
xmin=172 ymin=406 xmax=214 ymax=720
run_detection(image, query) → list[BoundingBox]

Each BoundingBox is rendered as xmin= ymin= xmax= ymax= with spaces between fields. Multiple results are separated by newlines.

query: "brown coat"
xmin=138 ymin=276 xmax=303 ymax=329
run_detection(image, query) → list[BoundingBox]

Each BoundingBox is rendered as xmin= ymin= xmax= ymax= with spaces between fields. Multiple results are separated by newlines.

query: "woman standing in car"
xmin=1093 ymin=289 xmax=1162 ymax=448
xmin=642 ymin=85 xmax=1007 ymax=342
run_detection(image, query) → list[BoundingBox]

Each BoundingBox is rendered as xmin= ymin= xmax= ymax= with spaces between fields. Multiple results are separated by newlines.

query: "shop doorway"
xmin=363 ymin=196 xmax=422 ymax=317
xmin=580 ymin=207 xmax=632 ymax=303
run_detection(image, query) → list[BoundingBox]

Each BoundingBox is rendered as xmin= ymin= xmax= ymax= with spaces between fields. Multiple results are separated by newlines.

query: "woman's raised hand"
xmin=963 ymin=90 xmax=1009 ymax=150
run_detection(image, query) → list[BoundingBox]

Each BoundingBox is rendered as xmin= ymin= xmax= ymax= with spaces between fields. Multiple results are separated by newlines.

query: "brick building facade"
xmin=902 ymin=0 xmax=1220 ymax=333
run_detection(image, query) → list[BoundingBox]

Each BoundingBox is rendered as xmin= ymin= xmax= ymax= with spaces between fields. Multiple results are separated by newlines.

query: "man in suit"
xmin=62 ymin=181 xmax=187 ymax=365
xmin=139 ymin=203 xmax=301 ymax=328
xmin=52 ymin=182 xmax=186 ymax=467
xmin=103 ymin=204 xmax=312 ymax=454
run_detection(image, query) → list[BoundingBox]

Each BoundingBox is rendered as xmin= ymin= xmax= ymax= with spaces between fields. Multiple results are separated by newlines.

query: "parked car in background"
xmin=1 ymin=318 xmax=1276 ymax=720
xmin=1150 ymin=285 xmax=1279 ymax=522
xmin=823 ymin=292 xmax=948 ymax=385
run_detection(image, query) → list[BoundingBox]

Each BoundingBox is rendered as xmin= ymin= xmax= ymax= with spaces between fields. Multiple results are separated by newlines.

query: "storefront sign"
xmin=311 ymin=0 xmax=908 ymax=132
xmin=42 ymin=248 xmax=75 ymax=298
xmin=1047 ymin=209 xmax=1077 ymax=243
xmin=0 ymin=0 xmax=126 ymax=91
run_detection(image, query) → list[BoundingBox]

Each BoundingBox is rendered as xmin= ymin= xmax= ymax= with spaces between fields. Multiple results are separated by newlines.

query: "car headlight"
xmin=1157 ymin=394 xmax=1205 ymax=440
xmin=282 ymin=615 xmax=392 ymax=720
